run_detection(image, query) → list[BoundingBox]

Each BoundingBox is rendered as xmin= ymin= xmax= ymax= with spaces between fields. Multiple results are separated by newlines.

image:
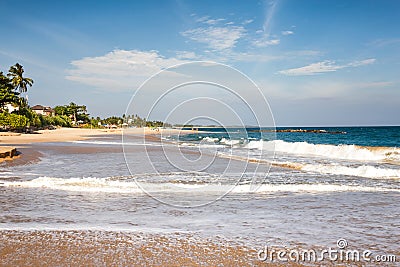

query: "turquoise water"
xmin=0 ymin=127 xmax=399 ymax=256
xmin=180 ymin=126 xmax=400 ymax=147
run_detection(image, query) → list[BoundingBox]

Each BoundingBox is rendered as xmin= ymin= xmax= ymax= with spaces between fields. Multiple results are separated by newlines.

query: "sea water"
xmin=0 ymin=126 xmax=399 ymax=254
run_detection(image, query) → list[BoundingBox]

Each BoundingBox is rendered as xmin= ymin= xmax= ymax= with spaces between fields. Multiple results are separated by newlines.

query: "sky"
xmin=0 ymin=0 xmax=399 ymax=126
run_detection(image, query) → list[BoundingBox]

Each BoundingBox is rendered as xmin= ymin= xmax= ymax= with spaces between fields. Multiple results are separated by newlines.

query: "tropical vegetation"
xmin=0 ymin=63 xmax=174 ymax=132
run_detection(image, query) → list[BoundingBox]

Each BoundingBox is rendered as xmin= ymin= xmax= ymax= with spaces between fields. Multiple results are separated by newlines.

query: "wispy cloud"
xmin=279 ymin=61 xmax=342 ymax=75
xmin=251 ymin=0 xmax=280 ymax=47
xmin=186 ymin=8 xmax=284 ymax=51
xmin=252 ymin=38 xmax=280 ymax=47
xmin=175 ymin=51 xmax=199 ymax=59
xmin=195 ymin=16 xmax=225 ymax=25
xmin=196 ymin=16 xmax=209 ymax=23
xmin=279 ymin=58 xmax=376 ymax=76
xmin=204 ymin=18 xmax=225 ymax=25
xmin=281 ymin=30 xmax=294 ymax=35
xmin=181 ymin=26 xmax=246 ymax=51
xmin=367 ymin=38 xmax=400 ymax=47
xmin=263 ymin=0 xmax=278 ymax=35
xmin=347 ymin=58 xmax=376 ymax=67
xmin=242 ymin=19 xmax=254 ymax=25
xmin=66 ymin=50 xmax=186 ymax=91
xmin=225 ymin=52 xmax=280 ymax=62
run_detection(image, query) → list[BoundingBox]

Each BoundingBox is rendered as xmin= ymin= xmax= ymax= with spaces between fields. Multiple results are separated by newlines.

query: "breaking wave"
xmin=245 ymin=140 xmax=400 ymax=162
xmin=0 ymin=176 xmax=398 ymax=193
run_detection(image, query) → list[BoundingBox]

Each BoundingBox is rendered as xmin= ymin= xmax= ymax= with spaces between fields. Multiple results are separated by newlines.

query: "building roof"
xmin=31 ymin=105 xmax=52 ymax=110
xmin=31 ymin=105 xmax=54 ymax=113
xmin=31 ymin=105 xmax=45 ymax=110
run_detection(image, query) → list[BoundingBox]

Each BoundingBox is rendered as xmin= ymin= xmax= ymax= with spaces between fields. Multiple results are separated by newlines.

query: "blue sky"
xmin=1 ymin=0 xmax=399 ymax=126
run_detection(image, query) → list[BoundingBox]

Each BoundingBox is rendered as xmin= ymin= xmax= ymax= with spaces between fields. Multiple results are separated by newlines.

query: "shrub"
xmin=0 ymin=112 xmax=28 ymax=130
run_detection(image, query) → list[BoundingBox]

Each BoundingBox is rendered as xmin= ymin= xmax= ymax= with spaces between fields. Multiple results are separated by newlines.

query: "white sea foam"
xmin=179 ymin=142 xmax=225 ymax=148
xmin=245 ymin=140 xmax=400 ymax=161
xmin=217 ymin=152 xmax=400 ymax=179
xmin=1 ymin=177 xmax=398 ymax=194
xmin=301 ymin=164 xmax=400 ymax=179
xmin=0 ymin=177 xmax=143 ymax=193
xmin=232 ymin=183 xmax=399 ymax=193
xmin=220 ymin=138 xmax=241 ymax=146
xmin=202 ymin=137 xmax=219 ymax=143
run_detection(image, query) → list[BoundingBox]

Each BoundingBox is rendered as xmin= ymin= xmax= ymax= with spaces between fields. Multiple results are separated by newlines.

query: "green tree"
xmin=7 ymin=63 xmax=34 ymax=93
xmin=0 ymin=72 xmax=20 ymax=111
xmin=67 ymin=102 xmax=88 ymax=122
xmin=54 ymin=105 xmax=68 ymax=116
xmin=54 ymin=102 xmax=89 ymax=124
xmin=0 ymin=112 xmax=28 ymax=130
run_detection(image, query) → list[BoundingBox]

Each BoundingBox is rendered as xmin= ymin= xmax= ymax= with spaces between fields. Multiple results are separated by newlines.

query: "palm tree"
xmin=7 ymin=63 xmax=34 ymax=93
xmin=0 ymin=71 xmax=21 ymax=111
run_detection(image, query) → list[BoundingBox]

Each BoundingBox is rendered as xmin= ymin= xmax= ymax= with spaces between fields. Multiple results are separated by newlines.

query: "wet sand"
xmin=0 ymin=127 xmax=195 ymax=167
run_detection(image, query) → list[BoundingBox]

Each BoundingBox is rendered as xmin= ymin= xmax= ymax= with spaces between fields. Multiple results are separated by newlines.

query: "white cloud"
xmin=66 ymin=49 xmax=187 ymax=91
xmin=226 ymin=52 xmax=280 ymax=62
xmin=249 ymin=1 xmax=280 ymax=48
xmin=175 ymin=51 xmax=198 ymax=59
xmin=279 ymin=58 xmax=376 ymax=76
xmin=66 ymin=47 xmax=280 ymax=94
xmin=282 ymin=30 xmax=294 ymax=35
xmin=181 ymin=26 xmax=246 ymax=51
xmin=347 ymin=58 xmax=376 ymax=67
xmin=179 ymin=49 xmax=279 ymax=63
xmin=204 ymin=18 xmax=225 ymax=25
xmin=368 ymin=38 xmax=400 ymax=47
xmin=263 ymin=0 xmax=278 ymax=35
xmin=242 ymin=19 xmax=254 ymax=25
xmin=252 ymin=38 xmax=280 ymax=47
xmin=195 ymin=16 xmax=225 ymax=25
xmin=279 ymin=60 xmax=342 ymax=75
xmin=196 ymin=16 xmax=209 ymax=23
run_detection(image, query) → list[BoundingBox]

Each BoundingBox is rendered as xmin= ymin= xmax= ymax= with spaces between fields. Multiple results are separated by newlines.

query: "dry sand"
xmin=0 ymin=127 xmax=196 ymax=145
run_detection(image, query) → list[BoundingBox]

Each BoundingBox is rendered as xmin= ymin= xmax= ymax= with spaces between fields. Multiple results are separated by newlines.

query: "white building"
xmin=31 ymin=105 xmax=55 ymax=116
xmin=4 ymin=103 xmax=19 ymax=113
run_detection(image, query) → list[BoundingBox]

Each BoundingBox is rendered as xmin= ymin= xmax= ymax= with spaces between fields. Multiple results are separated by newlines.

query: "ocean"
xmin=0 ymin=126 xmax=399 ymax=265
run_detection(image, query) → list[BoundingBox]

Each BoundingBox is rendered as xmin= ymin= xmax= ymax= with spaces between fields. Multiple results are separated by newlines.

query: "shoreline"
xmin=1 ymin=230 xmax=392 ymax=266
xmin=0 ymin=127 xmax=196 ymax=165
xmin=0 ymin=230 xmax=325 ymax=266
xmin=0 ymin=127 xmax=196 ymax=146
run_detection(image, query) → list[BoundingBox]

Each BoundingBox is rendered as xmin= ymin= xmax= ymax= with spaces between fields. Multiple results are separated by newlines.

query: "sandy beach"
xmin=0 ymin=230 xmax=331 ymax=267
xmin=0 ymin=231 xmax=266 ymax=267
xmin=0 ymin=127 xmax=195 ymax=166
xmin=0 ymin=127 xmax=195 ymax=146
